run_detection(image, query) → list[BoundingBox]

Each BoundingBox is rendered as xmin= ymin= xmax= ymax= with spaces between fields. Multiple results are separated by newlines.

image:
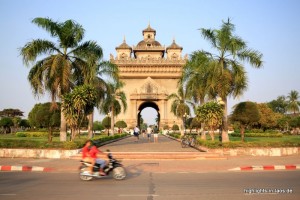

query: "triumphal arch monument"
xmin=110 ymin=24 xmax=187 ymax=129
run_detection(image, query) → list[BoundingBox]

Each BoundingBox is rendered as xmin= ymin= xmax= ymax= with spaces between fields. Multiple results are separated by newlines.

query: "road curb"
xmin=229 ymin=164 xmax=300 ymax=171
xmin=0 ymin=165 xmax=53 ymax=172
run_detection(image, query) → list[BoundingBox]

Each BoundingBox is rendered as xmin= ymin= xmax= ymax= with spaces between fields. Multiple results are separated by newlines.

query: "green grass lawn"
xmin=229 ymin=135 xmax=300 ymax=143
xmin=196 ymin=134 xmax=300 ymax=148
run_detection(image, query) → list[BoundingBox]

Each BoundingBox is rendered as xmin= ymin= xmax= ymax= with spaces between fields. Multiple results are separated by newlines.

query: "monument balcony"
xmin=130 ymin=93 xmax=168 ymax=100
xmin=111 ymin=57 xmax=187 ymax=65
xmin=132 ymin=45 xmax=165 ymax=51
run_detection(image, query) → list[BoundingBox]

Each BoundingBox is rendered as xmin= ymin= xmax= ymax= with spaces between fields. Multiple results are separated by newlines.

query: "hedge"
xmin=15 ymin=131 xmax=60 ymax=137
xmin=231 ymin=132 xmax=283 ymax=137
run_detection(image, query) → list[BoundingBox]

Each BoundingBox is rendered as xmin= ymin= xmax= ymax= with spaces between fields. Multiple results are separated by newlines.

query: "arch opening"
xmin=138 ymin=101 xmax=160 ymax=129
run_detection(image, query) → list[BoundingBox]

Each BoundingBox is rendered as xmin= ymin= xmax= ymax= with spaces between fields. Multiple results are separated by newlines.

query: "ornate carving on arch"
xmin=130 ymin=77 xmax=168 ymax=100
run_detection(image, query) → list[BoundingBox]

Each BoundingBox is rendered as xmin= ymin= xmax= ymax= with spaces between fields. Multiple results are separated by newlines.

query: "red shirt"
xmin=82 ymin=146 xmax=90 ymax=159
xmin=89 ymin=146 xmax=101 ymax=159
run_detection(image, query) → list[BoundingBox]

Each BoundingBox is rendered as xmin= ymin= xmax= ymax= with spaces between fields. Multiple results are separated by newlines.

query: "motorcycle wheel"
xmin=79 ymin=174 xmax=93 ymax=181
xmin=79 ymin=166 xmax=93 ymax=181
xmin=112 ymin=167 xmax=126 ymax=180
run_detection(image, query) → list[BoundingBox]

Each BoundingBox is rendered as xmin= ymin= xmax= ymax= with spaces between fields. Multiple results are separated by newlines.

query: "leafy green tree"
xmin=199 ymin=19 xmax=263 ymax=142
xmin=0 ymin=117 xmax=14 ymax=134
xmin=101 ymin=81 xmax=127 ymax=135
xmin=231 ymin=101 xmax=260 ymax=142
xmin=190 ymin=117 xmax=202 ymax=135
xmin=0 ymin=108 xmax=24 ymax=118
xmin=115 ymin=120 xmax=127 ymax=129
xmin=168 ymin=84 xmax=191 ymax=135
xmin=290 ymin=116 xmax=300 ymax=134
xmin=62 ymin=85 xmax=97 ymax=141
xmin=172 ymin=124 xmax=180 ymax=131
xmin=196 ymin=101 xmax=223 ymax=141
xmin=140 ymin=123 xmax=148 ymax=131
xmin=267 ymin=96 xmax=288 ymax=114
xmin=28 ymin=103 xmax=60 ymax=141
xmin=255 ymin=103 xmax=282 ymax=131
xmin=93 ymin=121 xmax=104 ymax=133
xmin=102 ymin=116 xmax=111 ymax=135
xmin=19 ymin=119 xmax=31 ymax=129
xmin=277 ymin=115 xmax=291 ymax=132
xmin=287 ymin=90 xmax=300 ymax=115
xmin=0 ymin=109 xmax=24 ymax=133
xmin=20 ymin=17 xmax=103 ymax=141
xmin=115 ymin=120 xmax=127 ymax=133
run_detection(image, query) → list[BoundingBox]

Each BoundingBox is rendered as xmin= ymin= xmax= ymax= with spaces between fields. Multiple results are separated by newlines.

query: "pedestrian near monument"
xmin=146 ymin=126 xmax=152 ymax=142
xmin=153 ymin=125 xmax=159 ymax=143
xmin=133 ymin=126 xmax=140 ymax=142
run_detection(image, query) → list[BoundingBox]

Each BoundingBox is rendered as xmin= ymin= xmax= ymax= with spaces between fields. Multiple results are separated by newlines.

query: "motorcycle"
xmin=79 ymin=151 xmax=126 ymax=181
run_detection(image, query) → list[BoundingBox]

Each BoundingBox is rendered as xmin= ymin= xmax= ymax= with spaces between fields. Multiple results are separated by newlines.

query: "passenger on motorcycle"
xmin=82 ymin=140 xmax=93 ymax=174
xmin=89 ymin=144 xmax=107 ymax=176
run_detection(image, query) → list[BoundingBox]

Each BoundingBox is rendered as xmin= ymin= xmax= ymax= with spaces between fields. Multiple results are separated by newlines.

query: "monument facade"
xmin=110 ymin=24 xmax=187 ymax=129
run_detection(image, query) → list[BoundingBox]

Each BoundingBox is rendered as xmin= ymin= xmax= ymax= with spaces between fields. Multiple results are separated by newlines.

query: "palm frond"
xmin=32 ymin=17 xmax=60 ymax=37
xmin=237 ymin=48 xmax=263 ymax=68
xmin=20 ymin=39 xmax=59 ymax=65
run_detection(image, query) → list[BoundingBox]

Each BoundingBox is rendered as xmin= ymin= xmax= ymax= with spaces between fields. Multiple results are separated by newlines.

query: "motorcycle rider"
xmin=81 ymin=140 xmax=94 ymax=174
xmin=89 ymin=142 xmax=107 ymax=176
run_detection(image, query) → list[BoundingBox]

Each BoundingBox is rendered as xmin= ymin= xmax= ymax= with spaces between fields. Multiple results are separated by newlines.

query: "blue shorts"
xmin=95 ymin=158 xmax=105 ymax=168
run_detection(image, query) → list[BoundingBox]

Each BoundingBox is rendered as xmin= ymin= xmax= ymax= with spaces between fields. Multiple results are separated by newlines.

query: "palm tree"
xmin=168 ymin=84 xmax=192 ymax=136
xmin=199 ymin=18 xmax=263 ymax=142
xmin=20 ymin=17 xmax=103 ymax=141
xmin=79 ymin=59 xmax=119 ymax=138
xmin=287 ymin=90 xmax=300 ymax=115
xmin=101 ymin=81 xmax=127 ymax=135
xmin=183 ymin=50 xmax=212 ymax=139
xmin=183 ymin=51 xmax=212 ymax=106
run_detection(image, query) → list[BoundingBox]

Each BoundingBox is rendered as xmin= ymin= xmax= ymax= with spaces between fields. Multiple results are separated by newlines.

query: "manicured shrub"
xmin=172 ymin=124 xmax=179 ymax=131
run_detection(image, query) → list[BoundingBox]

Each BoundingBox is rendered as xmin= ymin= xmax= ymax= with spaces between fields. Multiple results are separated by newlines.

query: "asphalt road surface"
xmin=0 ymin=171 xmax=299 ymax=200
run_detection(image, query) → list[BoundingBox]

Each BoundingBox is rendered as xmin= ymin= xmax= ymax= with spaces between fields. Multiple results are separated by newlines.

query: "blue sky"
xmin=0 ymin=0 xmax=299 ymax=125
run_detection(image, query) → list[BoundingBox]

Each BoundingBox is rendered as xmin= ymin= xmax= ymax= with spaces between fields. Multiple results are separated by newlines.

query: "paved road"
xmin=0 ymin=171 xmax=299 ymax=200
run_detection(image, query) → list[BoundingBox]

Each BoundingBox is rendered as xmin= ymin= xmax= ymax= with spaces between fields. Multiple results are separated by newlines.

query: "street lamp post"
xmin=183 ymin=112 xmax=189 ymax=135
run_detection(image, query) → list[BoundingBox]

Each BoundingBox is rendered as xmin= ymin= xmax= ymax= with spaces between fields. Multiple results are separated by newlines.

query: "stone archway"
xmin=137 ymin=101 xmax=160 ymax=128
xmin=111 ymin=24 xmax=187 ymax=129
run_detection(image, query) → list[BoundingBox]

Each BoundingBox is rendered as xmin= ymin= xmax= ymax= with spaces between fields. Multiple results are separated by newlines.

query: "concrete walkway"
xmin=101 ymin=134 xmax=198 ymax=152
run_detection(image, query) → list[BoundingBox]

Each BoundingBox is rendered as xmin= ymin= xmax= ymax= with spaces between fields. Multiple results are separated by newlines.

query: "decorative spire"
xmin=123 ymin=35 xmax=126 ymax=43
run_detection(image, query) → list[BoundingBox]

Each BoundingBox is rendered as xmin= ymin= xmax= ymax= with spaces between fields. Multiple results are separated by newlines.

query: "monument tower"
xmin=110 ymin=24 xmax=187 ymax=129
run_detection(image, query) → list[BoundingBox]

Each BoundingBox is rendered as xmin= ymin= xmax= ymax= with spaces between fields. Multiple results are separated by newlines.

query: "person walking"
xmin=133 ymin=126 xmax=140 ymax=142
xmin=153 ymin=125 xmax=159 ymax=143
xmin=146 ymin=126 xmax=152 ymax=142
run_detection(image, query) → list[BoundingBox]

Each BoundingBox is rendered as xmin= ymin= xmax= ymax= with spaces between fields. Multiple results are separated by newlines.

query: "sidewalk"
xmin=1 ymin=155 xmax=299 ymax=173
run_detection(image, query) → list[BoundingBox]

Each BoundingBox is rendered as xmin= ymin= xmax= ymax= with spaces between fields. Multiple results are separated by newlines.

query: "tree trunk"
xmin=48 ymin=127 xmax=53 ymax=142
xmin=221 ymin=97 xmax=229 ymax=142
xmin=60 ymin=109 xmax=67 ymax=141
xmin=111 ymin=107 xmax=114 ymax=136
xmin=181 ymin=118 xmax=185 ymax=136
xmin=200 ymin=123 xmax=206 ymax=140
xmin=87 ymin=112 xmax=94 ymax=139
xmin=241 ymin=125 xmax=245 ymax=142
xmin=209 ymin=126 xmax=214 ymax=141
